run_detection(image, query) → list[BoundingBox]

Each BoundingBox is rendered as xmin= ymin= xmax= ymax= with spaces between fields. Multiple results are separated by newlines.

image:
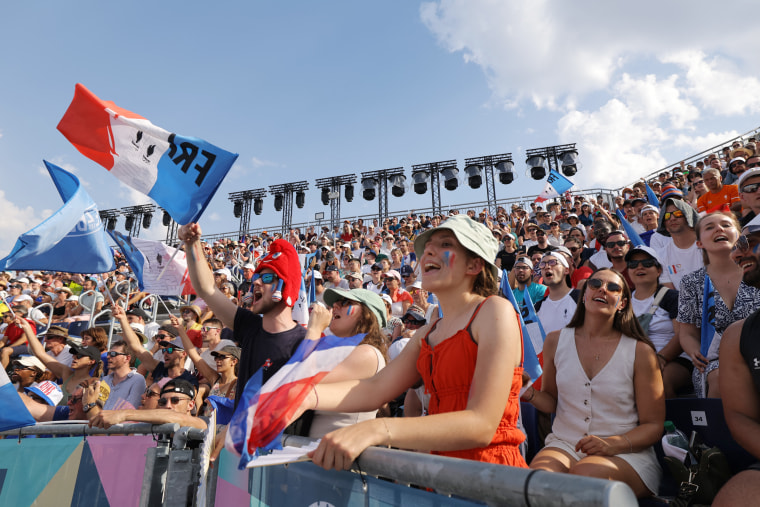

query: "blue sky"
xmin=2 ymin=1 xmax=759 ymax=253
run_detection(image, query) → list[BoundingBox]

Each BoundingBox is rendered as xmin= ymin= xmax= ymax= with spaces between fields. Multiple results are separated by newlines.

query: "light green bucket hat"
xmin=322 ymin=288 xmax=388 ymax=328
xmin=413 ymin=214 xmax=500 ymax=279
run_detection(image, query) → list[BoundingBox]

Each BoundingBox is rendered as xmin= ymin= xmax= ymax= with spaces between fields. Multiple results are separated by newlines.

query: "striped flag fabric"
xmin=534 ymin=170 xmax=574 ymax=203
xmin=57 ymin=84 xmax=238 ymax=224
xmin=0 ymin=368 xmax=36 ymax=432
xmin=225 ymin=333 xmax=363 ymax=469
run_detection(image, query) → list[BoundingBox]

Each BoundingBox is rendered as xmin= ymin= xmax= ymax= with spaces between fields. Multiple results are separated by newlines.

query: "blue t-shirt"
xmin=514 ymin=283 xmax=548 ymax=309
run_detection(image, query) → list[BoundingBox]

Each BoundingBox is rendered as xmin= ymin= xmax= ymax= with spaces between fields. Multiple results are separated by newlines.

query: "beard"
xmin=251 ymin=296 xmax=281 ymax=315
xmin=744 ymin=264 xmax=760 ymax=288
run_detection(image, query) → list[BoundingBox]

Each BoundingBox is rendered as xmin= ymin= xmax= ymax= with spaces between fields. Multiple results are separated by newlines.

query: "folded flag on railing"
xmin=0 ymin=161 xmax=115 ymax=274
xmin=57 ymin=83 xmax=238 ymax=224
xmin=534 ymin=170 xmax=574 ymax=203
xmin=108 ymin=231 xmax=194 ymax=295
xmin=225 ymin=333 xmax=363 ymax=469
xmin=0 ymin=369 xmax=35 ymax=432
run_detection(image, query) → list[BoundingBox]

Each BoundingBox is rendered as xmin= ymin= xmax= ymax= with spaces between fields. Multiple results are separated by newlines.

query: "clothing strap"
xmin=646 ymin=286 xmax=669 ymax=316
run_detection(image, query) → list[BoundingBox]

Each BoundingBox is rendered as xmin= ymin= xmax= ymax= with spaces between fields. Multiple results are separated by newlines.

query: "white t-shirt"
xmin=631 ymin=294 xmax=674 ymax=352
xmin=652 ymin=239 xmax=703 ymax=291
xmin=537 ymin=291 xmax=578 ymax=334
xmin=588 ymin=249 xmax=612 ymax=269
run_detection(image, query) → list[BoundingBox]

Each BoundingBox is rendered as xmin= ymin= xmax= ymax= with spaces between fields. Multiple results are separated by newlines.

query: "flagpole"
xmin=157 ymin=240 xmax=185 ymax=281
xmin=1 ymin=296 xmax=15 ymax=317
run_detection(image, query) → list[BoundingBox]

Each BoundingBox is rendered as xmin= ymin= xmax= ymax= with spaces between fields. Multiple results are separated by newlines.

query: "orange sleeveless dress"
xmin=416 ymin=297 xmax=528 ymax=467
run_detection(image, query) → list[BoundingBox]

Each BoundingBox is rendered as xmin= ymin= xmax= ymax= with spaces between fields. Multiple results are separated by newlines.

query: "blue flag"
xmin=522 ymin=289 xmax=547 ymax=343
xmin=615 ymin=209 xmax=645 ymax=247
xmin=0 ymin=161 xmax=116 ymax=273
xmin=500 ymin=270 xmax=542 ymax=379
xmin=700 ymin=274 xmax=717 ymax=358
xmin=645 ymin=181 xmax=660 ymax=208
xmin=107 ymin=230 xmax=147 ymax=290
xmin=535 ymin=170 xmax=574 ymax=203
xmin=0 ymin=369 xmax=35 ymax=432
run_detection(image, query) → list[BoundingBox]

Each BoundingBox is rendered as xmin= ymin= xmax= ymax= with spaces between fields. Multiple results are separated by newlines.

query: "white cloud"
xmin=0 ymin=191 xmax=48 ymax=255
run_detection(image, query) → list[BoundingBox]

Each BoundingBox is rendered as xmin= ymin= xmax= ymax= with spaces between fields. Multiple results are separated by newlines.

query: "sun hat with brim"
xmin=738 ymin=168 xmax=760 ymax=189
xmin=413 ymin=214 xmax=499 ymax=279
xmin=323 ymin=288 xmax=387 ymax=329
xmin=625 ymin=245 xmax=664 ymax=267
xmin=43 ymin=325 xmax=69 ymax=339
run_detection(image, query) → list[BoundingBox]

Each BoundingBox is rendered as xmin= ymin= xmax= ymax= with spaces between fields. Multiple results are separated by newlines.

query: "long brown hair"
xmin=353 ymin=304 xmax=390 ymax=364
xmin=567 ymin=268 xmax=655 ymax=350
xmin=464 ymin=249 xmax=498 ymax=297
xmin=695 ymin=211 xmax=741 ymax=265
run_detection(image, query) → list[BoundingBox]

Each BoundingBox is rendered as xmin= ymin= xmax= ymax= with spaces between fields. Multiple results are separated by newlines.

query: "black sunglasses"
xmin=741 ymin=182 xmax=760 ymax=194
xmin=627 ymin=259 xmax=658 ymax=269
xmin=401 ymin=317 xmax=426 ymax=327
xmin=605 ymin=240 xmax=628 ymax=249
xmin=144 ymin=389 xmax=160 ymax=398
xmin=108 ymin=351 xmax=128 ymax=358
xmin=158 ymin=396 xmax=191 ymax=407
xmin=586 ymin=278 xmax=623 ymax=293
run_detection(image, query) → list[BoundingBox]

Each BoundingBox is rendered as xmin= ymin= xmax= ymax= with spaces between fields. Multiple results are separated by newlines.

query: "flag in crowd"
xmin=0 ymin=369 xmax=36 ymax=432
xmin=108 ymin=231 xmax=194 ymax=295
xmin=499 ymin=270 xmax=542 ymax=380
xmin=0 ymin=161 xmax=116 ymax=274
xmin=615 ymin=209 xmax=645 ymax=247
xmin=700 ymin=275 xmax=717 ymax=359
xmin=534 ymin=170 xmax=574 ymax=203
xmin=226 ymin=333 xmax=363 ymax=469
xmin=57 ymin=83 xmax=238 ymax=224
xmin=645 ymin=181 xmax=660 ymax=208
xmin=292 ymin=276 xmax=309 ymax=326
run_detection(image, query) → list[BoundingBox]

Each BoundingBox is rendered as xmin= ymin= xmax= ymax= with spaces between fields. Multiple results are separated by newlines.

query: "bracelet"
xmin=312 ymin=385 xmax=319 ymax=410
xmin=381 ymin=418 xmax=392 ymax=448
xmin=524 ymin=386 xmax=536 ymax=402
xmin=621 ymin=434 xmax=633 ymax=453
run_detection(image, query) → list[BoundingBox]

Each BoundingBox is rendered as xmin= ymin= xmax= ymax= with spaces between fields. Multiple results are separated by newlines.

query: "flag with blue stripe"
xmin=645 ymin=181 xmax=660 ymax=208
xmin=700 ymin=274 xmax=717 ymax=358
xmin=57 ymin=83 xmax=238 ymax=224
xmin=500 ymin=270 xmax=542 ymax=379
xmin=0 ymin=369 xmax=36 ymax=432
xmin=0 ymin=161 xmax=115 ymax=274
xmin=534 ymin=170 xmax=574 ymax=203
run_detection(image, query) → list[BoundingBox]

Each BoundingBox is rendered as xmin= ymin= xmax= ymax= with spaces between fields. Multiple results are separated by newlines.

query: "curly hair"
xmin=352 ymin=304 xmax=390 ymax=364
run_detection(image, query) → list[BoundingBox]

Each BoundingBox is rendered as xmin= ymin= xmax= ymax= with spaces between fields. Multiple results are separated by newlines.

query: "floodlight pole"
xmin=360 ymin=168 xmax=404 ymax=223
xmin=229 ymin=189 xmax=266 ymax=238
xmin=120 ymin=204 xmax=156 ymax=238
xmin=526 ymin=143 xmax=577 ymax=186
xmin=269 ymin=181 xmax=309 ymax=235
xmin=412 ymin=160 xmax=457 ymax=217
xmin=464 ymin=153 xmax=512 ymax=218
xmin=315 ymin=174 xmax=357 ymax=231
xmin=99 ymin=209 xmax=120 ymax=232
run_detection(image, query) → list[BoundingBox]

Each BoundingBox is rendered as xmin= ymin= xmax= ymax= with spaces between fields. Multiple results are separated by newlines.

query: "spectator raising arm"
xmin=112 ymin=304 xmax=159 ymax=372
xmin=15 ymin=316 xmax=70 ymax=382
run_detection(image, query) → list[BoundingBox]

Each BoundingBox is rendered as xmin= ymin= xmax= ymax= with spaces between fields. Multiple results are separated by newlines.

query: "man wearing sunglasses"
xmin=179 ymin=224 xmax=307 ymax=410
xmin=101 ymin=340 xmax=145 ymax=410
xmin=535 ymin=252 xmax=579 ymax=334
xmin=715 ymin=215 xmax=760 ymax=504
xmin=650 ymin=198 xmax=702 ymax=291
xmin=198 ymin=318 xmax=236 ymax=370
xmin=738 ymin=166 xmax=760 ymax=227
xmin=89 ymin=378 xmax=207 ymax=430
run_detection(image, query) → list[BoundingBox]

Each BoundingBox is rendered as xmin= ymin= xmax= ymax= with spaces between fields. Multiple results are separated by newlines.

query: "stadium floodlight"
xmin=124 ymin=215 xmax=134 ymax=232
xmin=321 ymin=187 xmax=330 ymax=205
xmin=412 ymin=171 xmax=429 ymax=194
xmin=233 ymin=200 xmax=243 ymax=218
xmin=361 ymin=177 xmax=377 ymax=201
xmin=344 ymin=184 xmax=354 ymax=202
xmin=274 ymin=194 xmax=283 ymax=211
xmin=295 ymin=190 xmax=306 ymax=209
xmin=464 ymin=164 xmax=483 ymax=189
xmin=107 ymin=217 xmax=117 ymax=231
xmin=390 ymin=174 xmax=407 ymax=197
xmin=526 ymin=155 xmax=547 ymax=180
xmin=162 ymin=210 xmax=171 ymax=226
xmin=560 ymin=149 xmax=580 ymax=177
xmin=495 ymin=160 xmax=515 ymax=184
xmin=253 ymin=197 xmax=263 ymax=215
xmin=441 ymin=167 xmax=459 ymax=191
xmin=142 ymin=213 xmax=152 ymax=229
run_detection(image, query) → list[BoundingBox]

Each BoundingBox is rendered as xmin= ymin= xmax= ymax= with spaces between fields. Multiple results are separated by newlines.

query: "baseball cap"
xmin=25 ymin=381 xmax=63 ymax=406
xmin=211 ymin=345 xmax=241 ymax=360
xmin=399 ymin=265 xmax=414 ymax=277
xmin=161 ymin=379 xmax=196 ymax=400
xmin=14 ymin=355 xmax=46 ymax=372
xmin=158 ymin=336 xmax=185 ymax=350
xmin=69 ymin=345 xmax=102 ymax=362
xmin=625 ymin=245 xmax=664 ymax=266
xmin=323 ymin=288 xmax=387 ymax=328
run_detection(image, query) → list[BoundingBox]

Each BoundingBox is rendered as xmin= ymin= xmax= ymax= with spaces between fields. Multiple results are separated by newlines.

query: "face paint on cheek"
xmin=753 ymin=244 xmax=760 ymax=255
xmin=346 ymin=305 xmax=355 ymax=317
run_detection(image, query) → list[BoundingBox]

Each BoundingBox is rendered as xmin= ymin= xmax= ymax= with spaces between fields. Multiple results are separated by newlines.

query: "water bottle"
xmin=661 ymin=421 xmax=689 ymax=462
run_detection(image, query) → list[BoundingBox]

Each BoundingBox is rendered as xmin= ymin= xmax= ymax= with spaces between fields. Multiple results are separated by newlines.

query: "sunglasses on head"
xmin=627 ymin=259 xmax=658 ymax=269
xmin=252 ymin=273 xmax=278 ymax=284
xmin=741 ymin=182 xmax=760 ymax=194
xmin=586 ymin=278 xmax=623 ymax=293
xmin=107 ymin=351 xmax=128 ymax=358
xmin=157 ymin=396 xmax=190 ymax=407
xmin=605 ymin=240 xmax=628 ymax=249
xmin=144 ymin=388 xmax=160 ymax=398
xmin=663 ymin=210 xmax=685 ymax=221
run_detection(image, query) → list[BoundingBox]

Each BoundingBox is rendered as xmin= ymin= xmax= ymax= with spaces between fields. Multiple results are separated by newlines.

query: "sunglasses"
xmin=747 ymin=162 xmax=760 ymax=169
xmin=72 ymin=353 xmax=92 ymax=360
xmin=157 ymin=396 xmax=191 ymax=407
xmin=252 ymin=273 xmax=278 ymax=284
xmin=401 ymin=317 xmax=426 ymax=326
xmin=627 ymin=259 xmax=658 ymax=269
xmin=213 ymin=354 xmax=232 ymax=360
xmin=663 ymin=210 xmax=685 ymax=221
xmin=741 ymin=182 xmax=760 ymax=194
xmin=538 ymin=259 xmax=560 ymax=268
xmin=161 ymin=347 xmax=178 ymax=354
xmin=733 ymin=235 xmax=751 ymax=252
xmin=202 ymin=326 xmax=221 ymax=332
xmin=567 ymin=246 xmax=580 ymax=252
xmin=155 ymin=333 xmax=173 ymax=340
xmin=586 ymin=278 xmax=623 ymax=293
xmin=12 ymin=365 xmax=36 ymax=371
xmin=605 ymin=240 xmax=628 ymax=249
xmin=107 ymin=351 xmax=128 ymax=358
xmin=144 ymin=389 xmax=160 ymax=398
xmin=693 ymin=180 xmax=705 ymax=185
xmin=68 ymin=395 xmax=83 ymax=405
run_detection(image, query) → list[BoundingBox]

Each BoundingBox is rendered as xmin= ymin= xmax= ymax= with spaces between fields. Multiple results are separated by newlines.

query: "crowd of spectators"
xmin=2 ymin=134 xmax=760 ymax=501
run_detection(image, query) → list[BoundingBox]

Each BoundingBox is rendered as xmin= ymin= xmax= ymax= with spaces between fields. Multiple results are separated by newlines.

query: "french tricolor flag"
xmin=57 ymin=84 xmax=238 ymax=224
xmin=534 ymin=170 xmax=574 ymax=203
xmin=226 ymin=333 xmax=364 ymax=469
